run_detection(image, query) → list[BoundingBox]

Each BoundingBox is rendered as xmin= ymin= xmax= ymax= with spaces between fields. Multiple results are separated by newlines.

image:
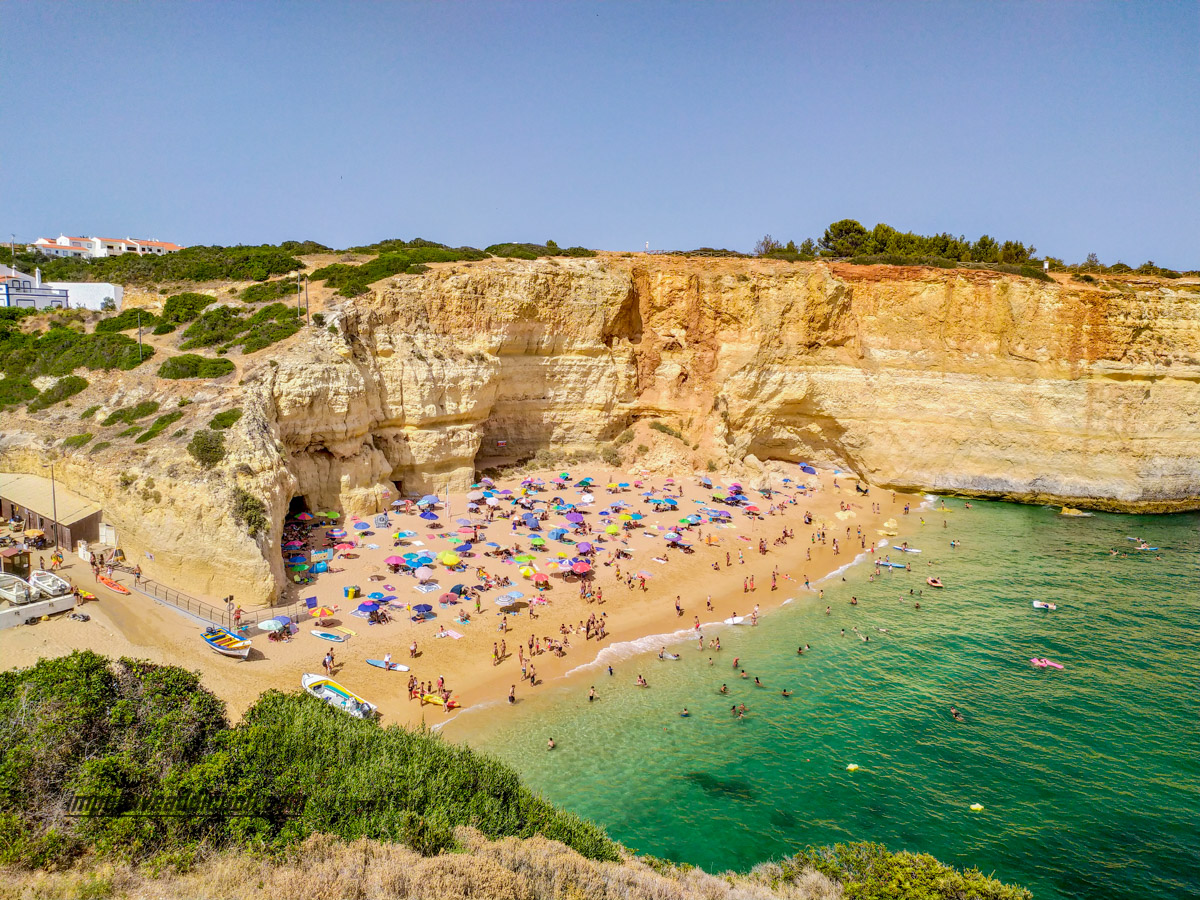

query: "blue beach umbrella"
xmin=414 ymin=603 xmax=433 ymax=613
xmin=420 ymin=511 xmax=439 ymax=521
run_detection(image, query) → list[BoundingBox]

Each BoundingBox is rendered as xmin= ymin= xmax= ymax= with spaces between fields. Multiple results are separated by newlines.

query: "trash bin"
xmin=344 ymin=585 xmax=359 ymax=600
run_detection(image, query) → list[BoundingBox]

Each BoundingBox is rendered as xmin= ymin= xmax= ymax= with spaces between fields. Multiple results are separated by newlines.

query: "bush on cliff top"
xmin=484 ymin=242 xmax=596 ymax=259
xmin=0 ymin=652 xmax=620 ymax=869
xmin=187 ymin=429 xmax=226 ymax=468
xmin=310 ymin=246 xmax=489 ymax=298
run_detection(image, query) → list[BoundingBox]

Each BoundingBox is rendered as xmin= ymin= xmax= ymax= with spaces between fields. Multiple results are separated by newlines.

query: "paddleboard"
xmin=877 ymin=562 xmax=908 ymax=569
xmin=97 ymin=575 xmax=129 ymax=594
xmin=77 ymin=591 xmax=97 ymax=601
xmin=659 ymin=653 xmax=680 ymax=660
xmin=311 ymin=630 xmax=346 ymax=642
xmin=1032 ymin=601 xmax=1057 ymax=610
xmin=723 ymin=616 xmax=745 ymax=625
xmin=366 ymin=658 xmax=410 ymax=672
xmin=1134 ymin=547 xmax=1159 ymax=552
xmin=894 ymin=546 xmax=921 ymax=553
xmin=421 ymin=693 xmax=457 ymax=708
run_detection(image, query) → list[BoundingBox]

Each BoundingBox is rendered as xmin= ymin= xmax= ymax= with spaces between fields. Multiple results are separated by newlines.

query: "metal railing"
xmin=133 ymin=578 xmax=307 ymax=630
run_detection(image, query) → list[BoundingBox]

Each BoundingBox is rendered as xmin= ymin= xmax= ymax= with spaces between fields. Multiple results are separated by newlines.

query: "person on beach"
xmin=383 ymin=652 xmax=393 ymax=670
xmin=720 ymin=684 xmax=729 ymax=693
xmin=547 ymin=737 xmax=555 ymax=750
xmin=589 ymin=686 xmax=596 ymax=702
xmin=508 ymin=685 xmax=516 ymax=704
xmin=322 ymin=651 xmax=333 ymax=675
xmin=782 ymin=689 xmax=792 ymax=697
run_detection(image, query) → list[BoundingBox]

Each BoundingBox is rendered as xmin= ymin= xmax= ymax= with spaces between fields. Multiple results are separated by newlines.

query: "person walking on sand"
xmin=409 ymin=639 xmax=418 ymax=659
xmin=509 ymin=685 xmax=516 ymax=705
xmin=323 ymin=651 xmax=333 ymax=675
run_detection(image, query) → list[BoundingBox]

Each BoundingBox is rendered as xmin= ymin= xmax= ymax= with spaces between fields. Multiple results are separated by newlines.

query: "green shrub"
xmin=26 ymin=375 xmax=88 ymax=412
xmin=158 ymin=354 xmax=235 ymax=379
xmin=649 ymin=420 xmax=684 ymax=440
xmin=232 ymin=487 xmax=269 ymax=539
xmin=707 ymin=459 xmax=718 ymax=472
xmin=89 ymin=441 xmax=111 ymax=453
xmin=0 ymin=325 xmax=154 ymax=377
xmin=0 ymin=376 xmax=39 ymax=408
xmin=102 ymin=400 xmax=160 ymax=426
xmin=795 ymin=842 xmax=1031 ymax=900
xmin=187 ymin=429 xmax=226 ymax=468
xmin=240 ymin=279 xmax=297 ymax=303
xmin=311 ymin=313 xmax=326 ymax=327
xmin=171 ymin=429 xmax=187 ymax=439
xmin=614 ymin=428 xmax=634 ymax=446
xmin=80 ymin=404 xmax=100 ymax=419
xmin=484 ymin=242 xmax=596 ymax=259
xmin=208 ymin=408 xmax=243 ymax=430
xmin=599 ymin=445 xmax=621 ymax=467
xmin=117 ymin=426 xmax=143 ymax=437
xmin=94 ymin=309 xmax=158 ymax=333
xmin=311 ymin=246 xmax=488 ymax=298
xmin=134 ymin=411 xmax=185 ymax=443
xmin=151 ymin=322 xmax=177 ymax=335
xmin=179 ymin=303 xmax=302 ymax=354
xmin=636 ymin=443 xmax=649 ymax=455
xmin=0 ymin=652 xmax=621 ymax=870
xmin=160 ymin=292 xmax=216 ymax=323
xmin=62 ymin=433 xmax=94 ymax=449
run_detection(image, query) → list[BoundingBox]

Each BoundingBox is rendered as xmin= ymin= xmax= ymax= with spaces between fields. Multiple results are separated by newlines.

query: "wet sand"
xmin=0 ymin=465 xmax=921 ymax=730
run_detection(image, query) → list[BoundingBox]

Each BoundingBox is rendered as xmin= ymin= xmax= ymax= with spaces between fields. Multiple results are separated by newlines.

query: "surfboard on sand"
xmin=366 ymin=658 xmax=410 ymax=672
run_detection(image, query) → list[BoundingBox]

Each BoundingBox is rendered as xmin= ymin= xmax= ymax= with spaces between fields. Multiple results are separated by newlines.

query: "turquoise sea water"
xmin=455 ymin=499 xmax=1199 ymax=899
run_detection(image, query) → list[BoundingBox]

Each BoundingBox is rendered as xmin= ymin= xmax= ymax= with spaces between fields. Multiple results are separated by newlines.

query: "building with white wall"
xmin=0 ymin=265 xmax=121 ymax=310
xmin=28 ymin=234 xmax=184 ymax=259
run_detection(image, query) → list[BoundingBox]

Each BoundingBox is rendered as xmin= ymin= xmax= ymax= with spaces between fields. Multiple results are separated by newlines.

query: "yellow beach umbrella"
xmin=441 ymin=552 xmax=460 ymax=566
xmin=619 ymin=514 xmax=632 ymax=521
xmin=605 ymin=524 xmax=620 ymax=535
xmin=519 ymin=566 xmax=535 ymax=578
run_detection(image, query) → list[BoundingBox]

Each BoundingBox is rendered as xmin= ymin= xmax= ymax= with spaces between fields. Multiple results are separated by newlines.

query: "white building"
xmin=0 ymin=266 xmax=69 ymax=309
xmin=28 ymin=234 xmax=184 ymax=259
xmin=0 ymin=265 xmax=122 ymax=311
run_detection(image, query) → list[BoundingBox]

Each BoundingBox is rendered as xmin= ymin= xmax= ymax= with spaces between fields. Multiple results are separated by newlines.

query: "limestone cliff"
xmin=2 ymin=257 xmax=1197 ymax=604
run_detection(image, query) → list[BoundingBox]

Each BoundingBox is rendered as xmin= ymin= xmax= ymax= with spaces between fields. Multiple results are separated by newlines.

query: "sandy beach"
xmin=0 ymin=464 xmax=922 ymax=730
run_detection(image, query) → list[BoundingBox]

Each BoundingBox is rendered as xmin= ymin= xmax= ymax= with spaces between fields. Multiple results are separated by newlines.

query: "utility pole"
xmin=297 ymin=271 xmax=303 ymax=319
xmin=304 ymin=275 xmax=310 ymax=326
xmin=42 ymin=463 xmax=59 ymax=550
xmin=137 ymin=311 xmax=143 ymax=360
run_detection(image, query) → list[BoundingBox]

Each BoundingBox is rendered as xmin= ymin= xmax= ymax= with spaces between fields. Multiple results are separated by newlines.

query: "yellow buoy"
xmin=846 ymin=764 xmax=860 ymax=772
xmin=970 ymin=803 xmax=984 ymax=811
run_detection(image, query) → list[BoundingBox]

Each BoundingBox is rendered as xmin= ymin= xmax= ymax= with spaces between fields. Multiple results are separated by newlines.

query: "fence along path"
xmin=133 ymin=577 xmax=307 ymax=630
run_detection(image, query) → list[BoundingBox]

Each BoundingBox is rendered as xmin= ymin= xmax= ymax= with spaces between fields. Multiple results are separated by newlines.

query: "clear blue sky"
xmin=5 ymin=1 xmax=1198 ymax=267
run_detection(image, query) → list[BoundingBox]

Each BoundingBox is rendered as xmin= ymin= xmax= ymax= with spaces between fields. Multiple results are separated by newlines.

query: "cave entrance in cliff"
xmin=287 ymin=495 xmax=311 ymax=518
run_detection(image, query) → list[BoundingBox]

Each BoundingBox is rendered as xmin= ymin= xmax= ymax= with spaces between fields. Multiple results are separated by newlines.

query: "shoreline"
xmin=0 ymin=464 xmax=924 ymax=734
xmin=439 ymin=503 xmax=930 ymax=741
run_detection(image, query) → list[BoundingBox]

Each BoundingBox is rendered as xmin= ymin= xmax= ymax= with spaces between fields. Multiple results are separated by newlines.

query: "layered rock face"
xmin=4 ymin=257 xmax=1196 ymax=604
xmin=279 ymin=258 xmax=1199 ymax=513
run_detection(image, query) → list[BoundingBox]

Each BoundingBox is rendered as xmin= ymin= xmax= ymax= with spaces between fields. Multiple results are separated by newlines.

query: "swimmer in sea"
xmin=741 ymin=669 xmax=749 ymax=679
xmin=719 ymin=683 xmax=729 ymax=694
xmin=547 ymin=738 xmax=556 ymax=750
xmin=754 ymin=676 xmax=763 ymax=686
xmin=781 ymin=689 xmax=792 ymax=697
xmin=681 ymin=708 xmax=690 ymax=717
xmin=950 ymin=705 xmax=964 ymax=722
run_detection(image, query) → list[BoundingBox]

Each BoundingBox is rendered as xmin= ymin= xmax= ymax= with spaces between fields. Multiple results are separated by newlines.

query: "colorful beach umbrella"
xmin=309 ymin=607 xmax=336 ymax=618
xmin=571 ymin=562 xmax=592 ymax=574
xmin=295 ymin=512 xmax=314 ymax=521
xmin=384 ymin=556 xmax=404 ymax=564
